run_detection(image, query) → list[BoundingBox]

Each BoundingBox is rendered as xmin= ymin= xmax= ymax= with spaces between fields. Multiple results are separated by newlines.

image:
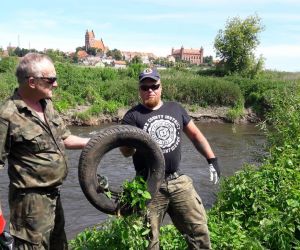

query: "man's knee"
xmin=185 ymin=223 xmax=211 ymax=250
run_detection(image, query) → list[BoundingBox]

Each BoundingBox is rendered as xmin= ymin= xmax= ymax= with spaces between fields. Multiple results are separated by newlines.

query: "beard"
xmin=143 ymin=96 xmax=160 ymax=109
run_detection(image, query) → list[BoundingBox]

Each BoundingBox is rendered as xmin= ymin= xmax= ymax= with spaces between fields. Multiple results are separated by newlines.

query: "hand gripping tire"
xmin=78 ymin=125 xmax=165 ymax=215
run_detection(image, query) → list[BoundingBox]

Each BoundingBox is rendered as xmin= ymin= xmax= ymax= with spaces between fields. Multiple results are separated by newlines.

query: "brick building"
xmin=85 ymin=30 xmax=108 ymax=52
xmin=171 ymin=46 xmax=204 ymax=65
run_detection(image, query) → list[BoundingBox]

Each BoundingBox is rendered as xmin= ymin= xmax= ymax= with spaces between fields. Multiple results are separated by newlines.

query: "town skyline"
xmin=1 ymin=0 xmax=300 ymax=72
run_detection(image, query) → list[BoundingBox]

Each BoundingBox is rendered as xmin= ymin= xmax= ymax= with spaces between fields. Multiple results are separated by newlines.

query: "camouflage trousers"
xmin=9 ymin=186 xmax=68 ymax=250
xmin=147 ymin=175 xmax=211 ymax=250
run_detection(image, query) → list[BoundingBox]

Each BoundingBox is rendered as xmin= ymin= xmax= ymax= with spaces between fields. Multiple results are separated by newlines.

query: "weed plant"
xmin=69 ymin=177 xmax=187 ymax=249
xmin=208 ymin=85 xmax=300 ymax=249
xmin=119 ymin=176 xmax=151 ymax=212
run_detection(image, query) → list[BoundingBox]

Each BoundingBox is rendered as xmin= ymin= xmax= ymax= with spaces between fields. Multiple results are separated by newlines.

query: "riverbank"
xmin=61 ymin=105 xmax=261 ymax=126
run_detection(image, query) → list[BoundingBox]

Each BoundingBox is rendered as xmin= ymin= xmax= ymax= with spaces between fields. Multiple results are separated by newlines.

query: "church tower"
xmin=85 ymin=30 xmax=95 ymax=50
xmin=85 ymin=29 xmax=107 ymax=52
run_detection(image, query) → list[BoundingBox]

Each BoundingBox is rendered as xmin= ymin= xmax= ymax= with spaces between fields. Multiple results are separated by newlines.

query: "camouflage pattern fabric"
xmin=0 ymin=89 xmax=71 ymax=248
xmin=9 ymin=186 xmax=68 ymax=250
xmin=0 ymin=89 xmax=70 ymax=189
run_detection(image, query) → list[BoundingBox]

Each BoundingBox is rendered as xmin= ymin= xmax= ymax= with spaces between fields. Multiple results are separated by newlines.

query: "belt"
xmin=165 ymin=171 xmax=182 ymax=181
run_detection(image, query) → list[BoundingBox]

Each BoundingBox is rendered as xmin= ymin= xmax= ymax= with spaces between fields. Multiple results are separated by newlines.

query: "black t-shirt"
xmin=122 ymin=101 xmax=191 ymax=174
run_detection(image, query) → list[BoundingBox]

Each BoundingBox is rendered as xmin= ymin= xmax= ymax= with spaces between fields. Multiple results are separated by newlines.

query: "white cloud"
xmin=258 ymin=44 xmax=300 ymax=58
xmin=257 ymin=44 xmax=300 ymax=71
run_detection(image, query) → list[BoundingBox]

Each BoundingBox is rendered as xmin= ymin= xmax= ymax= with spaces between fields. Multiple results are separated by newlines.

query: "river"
xmin=0 ymin=122 xmax=266 ymax=240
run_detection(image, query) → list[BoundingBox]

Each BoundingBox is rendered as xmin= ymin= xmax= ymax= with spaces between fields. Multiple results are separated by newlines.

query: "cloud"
xmin=257 ymin=44 xmax=300 ymax=71
xmin=258 ymin=44 xmax=300 ymax=58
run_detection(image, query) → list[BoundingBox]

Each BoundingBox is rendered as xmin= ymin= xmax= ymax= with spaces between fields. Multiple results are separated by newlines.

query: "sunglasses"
xmin=140 ymin=84 xmax=160 ymax=91
xmin=27 ymin=76 xmax=57 ymax=84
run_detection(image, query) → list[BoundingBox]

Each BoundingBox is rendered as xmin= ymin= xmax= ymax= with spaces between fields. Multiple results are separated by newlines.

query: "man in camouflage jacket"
xmin=0 ymin=53 xmax=90 ymax=250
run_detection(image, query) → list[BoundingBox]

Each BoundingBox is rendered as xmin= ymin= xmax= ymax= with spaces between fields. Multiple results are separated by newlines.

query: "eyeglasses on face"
xmin=27 ymin=76 xmax=57 ymax=84
xmin=140 ymin=84 xmax=160 ymax=91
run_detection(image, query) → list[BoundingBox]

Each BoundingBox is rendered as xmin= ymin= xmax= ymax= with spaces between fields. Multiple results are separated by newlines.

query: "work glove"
xmin=0 ymin=231 xmax=14 ymax=250
xmin=207 ymin=158 xmax=221 ymax=184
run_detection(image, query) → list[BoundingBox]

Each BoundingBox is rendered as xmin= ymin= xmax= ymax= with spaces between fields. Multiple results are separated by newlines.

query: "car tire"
xmin=78 ymin=125 xmax=165 ymax=215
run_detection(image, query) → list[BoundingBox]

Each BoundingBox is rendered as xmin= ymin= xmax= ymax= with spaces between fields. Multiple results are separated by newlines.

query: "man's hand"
xmin=207 ymin=158 xmax=221 ymax=184
xmin=0 ymin=231 xmax=14 ymax=250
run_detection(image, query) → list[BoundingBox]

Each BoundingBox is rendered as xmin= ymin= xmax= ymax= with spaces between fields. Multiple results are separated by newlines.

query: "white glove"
xmin=208 ymin=164 xmax=219 ymax=184
xmin=207 ymin=158 xmax=221 ymax=184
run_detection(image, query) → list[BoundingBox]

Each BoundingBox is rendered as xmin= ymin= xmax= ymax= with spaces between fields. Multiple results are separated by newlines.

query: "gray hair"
xmin=15 ymin=53 xmax=54 ymax=85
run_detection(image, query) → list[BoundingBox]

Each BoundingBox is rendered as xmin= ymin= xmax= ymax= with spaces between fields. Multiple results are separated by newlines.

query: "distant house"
xmin=102 ymin=57 xmax=114 ymax=65
xmin=77 ymin=50 xmax=88 ymax=59
xmin=112 ymin=60 xmax=127 ymax=69
xmin=121 ymin=51 xmax=156 ymax=64
xmin=171 ymin=46 xmax=204 ymax=65
xmin=167 ymin=55 xmax=176 ymax=63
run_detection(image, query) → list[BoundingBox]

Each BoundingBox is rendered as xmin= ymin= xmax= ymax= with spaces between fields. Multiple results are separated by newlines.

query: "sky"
xmin=1 ymin=0 xmax=300 ymax=72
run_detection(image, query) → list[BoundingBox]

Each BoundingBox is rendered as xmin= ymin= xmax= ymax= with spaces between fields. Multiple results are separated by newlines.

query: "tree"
xmin=214 ymin=15 xmax=265 ymax=77
xmin=153 ymin=57 xmax=174 ymax=68
xmin=106 ymin=49 xmax=122 ymax=60
xmin=203 ymin=56 xmax=213 ymax=66
xmin=44 ymin=49 xmax=69 ymax=63
xmin=130 ymin=55 xmax=142 ymax=64
xmin=76 ymin=46 xmax=85 ymax=52
xmin=86 ymin=47 xmax=98 ymax=56
xmin=14 ymin=47 xmax=30 ymax=57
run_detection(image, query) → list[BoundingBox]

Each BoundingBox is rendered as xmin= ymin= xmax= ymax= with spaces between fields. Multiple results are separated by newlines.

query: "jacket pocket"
xmin=21 ymin=127 xmax=51 ymax=152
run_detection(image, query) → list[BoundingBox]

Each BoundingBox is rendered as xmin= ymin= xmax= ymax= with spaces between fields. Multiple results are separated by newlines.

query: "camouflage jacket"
xmin=0 ymin=89 xmax=71 ymax=189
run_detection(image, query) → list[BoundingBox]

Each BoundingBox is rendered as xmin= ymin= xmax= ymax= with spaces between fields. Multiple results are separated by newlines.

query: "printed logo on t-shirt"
xmin=143 ymin=115 xmax=180 ymax=154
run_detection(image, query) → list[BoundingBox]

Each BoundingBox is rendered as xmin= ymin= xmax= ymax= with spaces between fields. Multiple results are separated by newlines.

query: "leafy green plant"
xmin=70 ymin=177 xmax=152 ymax=250
xmin=69 ymin=215 xmax=150 ymax=250
xmin=69 ymin=177 xmax=188 ymax=249
xmin=0 ymin=57 xmax=18 ymax=73
xmin=159 ymin=225 xmax=187 ymax=250
xmin=119 ymin=176 xmax=151 ymax=213
xmin=208 ymin=85 xmax=300 ymax=249
xmin=225 ymin=98 xmax=244 ymax=122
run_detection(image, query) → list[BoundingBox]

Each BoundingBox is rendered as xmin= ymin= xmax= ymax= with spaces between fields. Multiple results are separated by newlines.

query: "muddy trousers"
xmin=8 ymin=186 xmax=68 ymax=250
xmin=147 ymin=175 xmax=211 ymax=250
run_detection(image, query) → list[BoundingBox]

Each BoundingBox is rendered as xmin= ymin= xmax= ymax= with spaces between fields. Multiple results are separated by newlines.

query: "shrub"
xmin=0 ymin=57 xmax=18 ymax=73
xmin=208 ymin=85 xmax=300 ymax=249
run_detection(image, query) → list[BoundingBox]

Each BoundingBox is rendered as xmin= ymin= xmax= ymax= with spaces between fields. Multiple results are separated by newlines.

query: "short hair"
xmin=15 ymin=53 xmax=54 ymax=85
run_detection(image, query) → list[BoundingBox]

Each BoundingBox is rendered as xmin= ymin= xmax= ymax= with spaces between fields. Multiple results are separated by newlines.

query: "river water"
xmin=0 ymin=122 xmax=266 ymax=240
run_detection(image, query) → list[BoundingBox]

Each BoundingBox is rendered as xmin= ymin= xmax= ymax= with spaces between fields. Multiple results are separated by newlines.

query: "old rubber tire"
xmin=78 ymin=125 xmax=165 ymax=215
